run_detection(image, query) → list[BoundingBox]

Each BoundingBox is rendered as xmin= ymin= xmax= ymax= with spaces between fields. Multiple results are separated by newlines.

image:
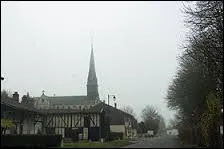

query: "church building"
xmin=34 ymin=43 xmax=100 ymax=110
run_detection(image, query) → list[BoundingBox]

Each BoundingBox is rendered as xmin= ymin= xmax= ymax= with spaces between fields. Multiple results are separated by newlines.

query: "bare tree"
xmin=120 ymin=105 xmax=137 ymax=118
xmin=141 ymin=105 xmax=161 ymax=135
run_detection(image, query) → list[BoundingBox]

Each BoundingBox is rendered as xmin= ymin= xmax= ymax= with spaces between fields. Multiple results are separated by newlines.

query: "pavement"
xmin=122 ymin=135 xmax=185 ymax=148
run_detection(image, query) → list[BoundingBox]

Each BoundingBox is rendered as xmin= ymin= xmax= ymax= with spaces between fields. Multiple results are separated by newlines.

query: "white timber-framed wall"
xmin=42 ymin=112 xmax=101 ymax=139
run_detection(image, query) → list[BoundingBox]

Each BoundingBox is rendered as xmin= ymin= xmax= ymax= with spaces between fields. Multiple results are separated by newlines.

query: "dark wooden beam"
xmin=74 ymin=113 xmax=82 ymax=127
xmin=46 ymin=115 xmax=54 ymax=127
xmin=89 ymin=114 xmax=96 ymax=127
xmin=60 ymin=114 xmax=67 ymax=127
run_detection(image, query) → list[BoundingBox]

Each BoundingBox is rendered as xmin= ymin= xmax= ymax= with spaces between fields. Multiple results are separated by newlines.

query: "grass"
xmin=62 ymin=140 xmax=133 ymax=148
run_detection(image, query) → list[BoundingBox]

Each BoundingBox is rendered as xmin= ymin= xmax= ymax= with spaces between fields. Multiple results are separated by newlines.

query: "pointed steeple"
xmin=88 ymin=46 xmax=97 ymax=83
xmin=87 ymin=39 xmax=99 ymax=99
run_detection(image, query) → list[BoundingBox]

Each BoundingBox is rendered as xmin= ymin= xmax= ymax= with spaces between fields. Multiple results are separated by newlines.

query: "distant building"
xmin=166 ymin=128 xmax=179 ymax=135
xmin=147 ymin=130 xmax=154 ymax=136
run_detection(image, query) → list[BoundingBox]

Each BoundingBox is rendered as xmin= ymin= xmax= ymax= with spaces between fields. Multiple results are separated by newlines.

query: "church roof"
xmin=48 ymin=96 xmax=89 ymax=105
xmin=34 ymin=95 xmax=95 ymax=106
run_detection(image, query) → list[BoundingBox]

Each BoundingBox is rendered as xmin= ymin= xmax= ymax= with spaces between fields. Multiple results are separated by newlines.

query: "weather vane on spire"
xmin=90 ymin=32 xmax=94 ymax=50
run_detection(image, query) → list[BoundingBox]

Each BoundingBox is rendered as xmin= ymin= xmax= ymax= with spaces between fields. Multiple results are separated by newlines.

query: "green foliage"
xmin=199 ymin=92 xmax=221 ymax=147
xmin=1 ymin=118 xmax=16 ymax=129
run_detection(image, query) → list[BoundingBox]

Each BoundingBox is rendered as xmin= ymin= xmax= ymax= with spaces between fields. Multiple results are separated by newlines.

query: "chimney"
xmin=114 ymin=102 xmax=117 ymax=108
xmin=13 ymin=92 xmax=19 ymax=102
xmin=22 ymin=95 xmax=28 ymax=104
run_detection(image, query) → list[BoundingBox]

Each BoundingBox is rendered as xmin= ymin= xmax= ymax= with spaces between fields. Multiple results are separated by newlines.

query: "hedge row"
xmin=1 ymin=134 xmax=62 ymax=147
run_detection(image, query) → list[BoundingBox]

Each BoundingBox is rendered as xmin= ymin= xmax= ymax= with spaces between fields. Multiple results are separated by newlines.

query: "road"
xmin=122 ymin=135 xmax=184 ymax=148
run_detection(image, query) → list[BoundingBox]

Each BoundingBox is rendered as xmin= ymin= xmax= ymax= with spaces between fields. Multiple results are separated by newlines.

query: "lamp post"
xmin=106 ymin=94 xmax=116 ymax=141
xmin=107 ymin=94 xmax=116 ymax=106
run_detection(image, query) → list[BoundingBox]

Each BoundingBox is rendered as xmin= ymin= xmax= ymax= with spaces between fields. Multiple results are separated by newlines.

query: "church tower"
xmin=87 ymin=42 xmax=99 ymax=100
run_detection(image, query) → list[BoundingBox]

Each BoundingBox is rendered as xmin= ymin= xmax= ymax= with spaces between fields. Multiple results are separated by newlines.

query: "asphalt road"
xmin=122 ymin=135 xmax=184 ymax=148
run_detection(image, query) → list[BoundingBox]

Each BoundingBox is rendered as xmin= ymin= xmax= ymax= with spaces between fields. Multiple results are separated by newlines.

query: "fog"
xmin=1 ymin=1 xmax=187 ymax=123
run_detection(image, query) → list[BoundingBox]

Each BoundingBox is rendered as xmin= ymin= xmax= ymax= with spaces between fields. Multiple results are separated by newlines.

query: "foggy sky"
xmin=1 ymin=1 xmax=188 ymax=124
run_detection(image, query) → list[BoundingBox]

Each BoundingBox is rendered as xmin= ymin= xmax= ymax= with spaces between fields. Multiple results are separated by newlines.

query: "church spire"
xmin=87 ymin=37 xmax=99 ymax=99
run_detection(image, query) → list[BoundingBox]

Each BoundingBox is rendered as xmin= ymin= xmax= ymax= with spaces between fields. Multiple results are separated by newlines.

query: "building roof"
xmin=34 ymin=95 xmax=97 ymax=106
xmin=40 ymin=108 xmax=102 ymax=114
xmin=48 ymin=96 xmax=89 ymax=105
xmin=91 ymin=102 xmax=137 ymax=126
xmin=1 ymin=97 xmax=103 ymax=114
xmin=1 ymin=97 xmax=39 ymax=113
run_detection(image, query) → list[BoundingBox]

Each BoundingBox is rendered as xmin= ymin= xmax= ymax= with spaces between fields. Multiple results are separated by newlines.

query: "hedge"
xmin=1 ymin=134 xmax=62 ymax=148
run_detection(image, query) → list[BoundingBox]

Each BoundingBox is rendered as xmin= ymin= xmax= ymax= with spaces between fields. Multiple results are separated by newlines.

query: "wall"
xmin=167 ymin=129 xmax=179 ymax=135
xmin=110 ymin=125 xmax=125 ymax=133
xmin=110 ymin=125 xmax=125 ymax=138
xmin=110 ymin=125 xmax=137 ymax=139
xmin=22 ymin=118 xmax=35 ymax=134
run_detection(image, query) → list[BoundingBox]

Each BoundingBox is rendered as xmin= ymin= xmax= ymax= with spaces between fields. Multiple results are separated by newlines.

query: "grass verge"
xmin=62 ymin=140 xmax=133 ymax=148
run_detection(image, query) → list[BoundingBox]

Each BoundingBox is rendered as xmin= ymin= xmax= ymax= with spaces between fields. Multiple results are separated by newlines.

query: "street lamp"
xmin=105 ymin=94 xmax=116 ymax=141
xmin=107 ymin=94 xmax=116 ymax=106
xmin=1 ymin=77 xmax=4 ymax=80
